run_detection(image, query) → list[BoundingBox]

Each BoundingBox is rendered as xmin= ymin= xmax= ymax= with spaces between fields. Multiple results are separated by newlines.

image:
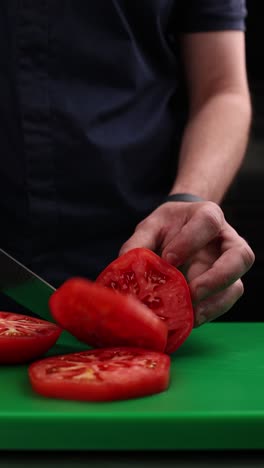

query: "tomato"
xmin=28 ymin=347 xmax=170 ymax=401
xmin=49 ymin=277 xmax=168 ymax=352
xmin=0 ymin=312 xmax=62 ymax=364
xmin=96 ymin=248 xmax=194 ymax=354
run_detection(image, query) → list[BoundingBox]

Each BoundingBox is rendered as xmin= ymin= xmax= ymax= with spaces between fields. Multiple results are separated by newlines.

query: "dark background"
xmin=219 ymin=0 xmax=263 ymax=321
xmin=0 ymin=2 xmax=262 ymax=322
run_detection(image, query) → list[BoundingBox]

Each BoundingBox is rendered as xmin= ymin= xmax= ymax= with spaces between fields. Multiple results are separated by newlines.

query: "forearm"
xmin=171 ymin=90 xmax=252 ymax=203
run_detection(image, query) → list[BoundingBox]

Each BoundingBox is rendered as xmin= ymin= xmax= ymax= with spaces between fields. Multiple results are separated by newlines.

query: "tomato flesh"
xmin=49 ymin=277 xmax=168 ymax=352
xmin=96 ymin=248 xmax=194 ymax=353
xmin=0 ymin=312 xmax=62 ymax=364
xmin=28 ymin=347 xmax=170 ymax=401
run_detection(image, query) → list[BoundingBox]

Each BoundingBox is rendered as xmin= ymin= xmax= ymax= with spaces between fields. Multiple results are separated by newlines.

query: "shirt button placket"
xmin=17 ymin=0 xmax=58 ymax=264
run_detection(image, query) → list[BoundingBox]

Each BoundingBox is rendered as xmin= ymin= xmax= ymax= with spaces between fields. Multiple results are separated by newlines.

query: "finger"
xmin=190 ymin=242 xmax=255 ymax=303
xmin=161 ymin=202 xmax=224 ymax=266
xmin=194 ymin=279 xmax=244 ymax=327
xmin=119 ymin=217 xmax=163 ymax=256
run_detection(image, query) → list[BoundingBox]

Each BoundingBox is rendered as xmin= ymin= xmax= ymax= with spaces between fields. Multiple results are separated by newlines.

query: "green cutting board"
xmin=1 ymin=323 xmax=264 ymax=450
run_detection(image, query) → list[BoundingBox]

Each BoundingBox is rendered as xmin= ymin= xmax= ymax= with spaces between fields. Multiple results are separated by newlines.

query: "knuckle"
xmin=234 ymin=279 xmax=244 ymax=299
xmin=135 ymin=215 xmax=150 ymax=229
xmin=219 ymin=271 xmax=246 ymax=294
xmin=135 ymin=216 xmax=155 ymax=232
xmin=240 ymin=243 xmax=255 ymax=271
xmin=199 ymin=202 xmax=224 ymax=234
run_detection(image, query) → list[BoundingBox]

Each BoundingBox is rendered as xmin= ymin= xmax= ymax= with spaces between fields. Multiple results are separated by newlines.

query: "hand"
xmin=119 ymin=201 xmax=255 ymax=326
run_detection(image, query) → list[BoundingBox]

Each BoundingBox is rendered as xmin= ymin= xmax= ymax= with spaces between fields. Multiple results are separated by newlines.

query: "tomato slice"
xmin=49 ymin=277 xmax=168 ymax=352
xmin=28 ymin=347 xmax=170 ymax=401
xmin=96 ymin=248 xmax=194 ymax=354
xmin=0 ymin=312 xmax=62 ymax=364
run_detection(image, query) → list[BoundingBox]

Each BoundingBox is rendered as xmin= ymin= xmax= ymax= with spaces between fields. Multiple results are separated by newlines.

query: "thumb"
xmin=119 ymin=218 xmax=161 ymax=256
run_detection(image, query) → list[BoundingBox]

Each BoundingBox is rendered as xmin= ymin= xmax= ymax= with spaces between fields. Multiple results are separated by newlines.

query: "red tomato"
xmin=28 ymin=347 xmax=170 ymax=401
xmin=49 ymin=277 xmax=168 ymax=352
xmin=0 ymin=312 xmax=62 ymax=364
xmin=96 ymin=248 xmax=194 ymax=354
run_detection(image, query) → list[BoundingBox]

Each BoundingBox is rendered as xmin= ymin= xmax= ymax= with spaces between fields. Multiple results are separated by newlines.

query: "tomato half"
xmin=49 ymin=277 xmax=168 ymax=352
xmin=28 ymin=347 xmax=170 ymax=401
xmin=96 ymin=248 xmax=194 ymax=354
xmin=0 ymin=312 xmax=62 ymax=364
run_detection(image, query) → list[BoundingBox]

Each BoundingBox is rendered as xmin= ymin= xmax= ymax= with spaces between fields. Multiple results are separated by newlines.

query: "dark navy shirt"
xmin=0 ymin=1 xmax=246 ymax=287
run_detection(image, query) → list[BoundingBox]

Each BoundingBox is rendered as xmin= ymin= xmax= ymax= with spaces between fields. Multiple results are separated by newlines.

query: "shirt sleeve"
xmin=174 ymin=0 xmax=247 ymax=33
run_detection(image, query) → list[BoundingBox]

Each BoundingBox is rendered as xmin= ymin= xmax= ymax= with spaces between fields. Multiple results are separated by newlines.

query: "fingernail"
xmin=165 ymin=253 xmax=179 ymax=265
xmin=196 ymin=313 xmax=207 ymax=327
xmin=196 ymin=287 xmax=209 ymax=302
xmin=195 ymin=304 xmax=209 ymax=326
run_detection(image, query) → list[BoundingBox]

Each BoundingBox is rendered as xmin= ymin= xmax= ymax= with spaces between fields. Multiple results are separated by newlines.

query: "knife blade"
xmin=0 ymin=248 xmax=81 ymax=348
xmin=0 ymin=247 xmax=55 ymax=323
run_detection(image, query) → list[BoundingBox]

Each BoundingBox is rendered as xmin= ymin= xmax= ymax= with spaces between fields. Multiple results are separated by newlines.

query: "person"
xmin=0 ymin=1 xmax=255 ymax=327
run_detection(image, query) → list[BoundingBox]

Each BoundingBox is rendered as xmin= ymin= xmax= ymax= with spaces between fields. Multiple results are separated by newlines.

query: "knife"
xmin=0 ymin=247 xmax=56 ymax=323
xmin=0 ymin=247 xmax=80 ymax=348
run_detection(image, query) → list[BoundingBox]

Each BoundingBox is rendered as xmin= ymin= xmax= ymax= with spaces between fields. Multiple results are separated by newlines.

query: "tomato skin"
xmin=0 ymin=312 xmax=62 ymax=364
xmin=28 ymin=347 xmax=170 ymax=401
xmin=49 ymin=277 xmax=168 ymax=352
xmin=96 ymin=248 xmax=194 ymax=354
